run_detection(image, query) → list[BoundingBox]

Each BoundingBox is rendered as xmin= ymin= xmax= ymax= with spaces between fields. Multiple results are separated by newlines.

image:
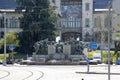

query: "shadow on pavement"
xmin=76 ymin=72 xmax=120 ymax=75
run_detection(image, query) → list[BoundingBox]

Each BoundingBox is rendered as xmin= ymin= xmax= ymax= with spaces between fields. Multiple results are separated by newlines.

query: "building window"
xmin=62 ymin=19 xmax=67 ymax=28
xmin=0 ymin=19 xmax=4 ymax=28
xmin=63 ymin=21 xmax=67 ymax=28
xmin=94 ymin=18 xmax=97 ymax=27
xmin=85 ymin=3 xmax=90 ymax=11
xmin=85 ymin=18 xmax=90 ymax=27
xmin=0 ymin=18 xmax=8 ymax=28
xmin=6 ymin=19 xmax=8 ymax=28
xmin=76 ymin=18 xmax=80 ymax=27
xmin=76 ymin=21 xmax=80 ymax=27
xmin=52 ymin=0 xmax=55 ymax=3
xmin=62 ymin=16 xmax=81 ymax=28
xmin=10 ymin=17 xmax=18 ymax=28
xmin=68 ymin=16 xmax=74 ymax=28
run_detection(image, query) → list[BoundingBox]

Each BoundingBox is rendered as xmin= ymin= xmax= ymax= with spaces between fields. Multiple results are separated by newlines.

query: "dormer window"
xmin=85 ymin=3 xmax=90 ymax=11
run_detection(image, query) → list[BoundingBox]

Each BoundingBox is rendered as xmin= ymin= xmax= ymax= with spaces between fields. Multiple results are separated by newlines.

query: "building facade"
xmin=0 ymin=0 xmax=112 ymax=44
xmin=56 ymin=0 xmax=94 ymax=42
xmin=0 ymin=10 xmax=22 ymax=32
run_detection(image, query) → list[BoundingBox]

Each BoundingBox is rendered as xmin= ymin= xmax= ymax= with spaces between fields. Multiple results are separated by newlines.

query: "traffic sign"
xmin=9 ymin=44 xmax=15 ymax=50
xmin=86 ymin=58 xmax=90 ymax=63
xmin=89 ymin=42 xmax=98 ymax=49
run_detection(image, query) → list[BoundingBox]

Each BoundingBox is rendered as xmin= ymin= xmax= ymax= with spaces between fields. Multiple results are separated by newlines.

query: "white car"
xmin=0 ymin=60 xmax=3 ymax=64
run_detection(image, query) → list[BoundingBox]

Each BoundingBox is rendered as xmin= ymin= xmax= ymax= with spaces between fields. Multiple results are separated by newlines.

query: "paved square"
xmin=0 ymin=64 xmax=120 ymax=80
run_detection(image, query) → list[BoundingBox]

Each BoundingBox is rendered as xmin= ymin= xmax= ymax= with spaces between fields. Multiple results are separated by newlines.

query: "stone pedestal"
xmin=48 ymin=45 xmax=56 ymax=59
xmin=83 ymin=48 xmax=88 ymax=57
xmin=63 ymin=44 xmax=71 ymax=55
xmin=48 ymin=45 xmax=56 ymax=54
xmin=32 ymin=52 xmax=36 ymax=61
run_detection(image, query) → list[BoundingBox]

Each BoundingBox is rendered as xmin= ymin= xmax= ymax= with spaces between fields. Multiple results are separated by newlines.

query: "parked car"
xmin=105 ymin=60 xmax=113 ymax=65
xmin=89 ymin=60 xmax=98 ymax=65
xmin=92 ymin=53 xmax=102 ymax=64
xmin=7 ymin=60 xmax=13 ymax=64
xmin=15 ymin=59 xmax=23 ymax=64
xmin=0 ymin=60 xmax=3 ymax=64
xmin=116 ymin=60 xmax=120 ymax=65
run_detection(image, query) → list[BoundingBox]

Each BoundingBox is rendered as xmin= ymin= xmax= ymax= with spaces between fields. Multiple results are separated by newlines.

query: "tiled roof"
xmin=0 ymin=0 xmax=18 ymax=9
xmin=0 ymin=0 xmax=111 ymax=9
xmin=93 ymin=0 xmax=112 ymax=9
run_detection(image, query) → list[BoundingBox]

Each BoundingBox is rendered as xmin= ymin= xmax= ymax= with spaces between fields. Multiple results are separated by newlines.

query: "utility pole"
xmin=3 ymin=12 xmax=6 ymax=66
xmin=100 ymin=16 xmax=103 ymax=62
xmin=107 ymin=1 xmax=112 ymax=80
xmin=100 ymin=28 xmax=103 ymax=62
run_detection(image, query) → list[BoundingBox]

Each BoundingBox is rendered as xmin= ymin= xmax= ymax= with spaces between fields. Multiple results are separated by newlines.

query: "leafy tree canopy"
xmin=0 ymin=31 xmax=19 ymax=51
xmin=16 ymin=0 xmax=58 ymax=54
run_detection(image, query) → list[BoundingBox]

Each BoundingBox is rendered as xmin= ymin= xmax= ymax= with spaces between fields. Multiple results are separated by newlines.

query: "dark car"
xmin=116 ymin=60 xmax=120 ymax=65
xmin=105 ymin=60 xmax=113 ymax=65
xmin=7 ymin=60 xmax=13 ymax=64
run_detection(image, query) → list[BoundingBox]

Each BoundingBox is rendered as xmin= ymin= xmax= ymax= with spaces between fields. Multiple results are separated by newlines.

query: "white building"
xmin=0 ymin=10 xmax=22 ymax=32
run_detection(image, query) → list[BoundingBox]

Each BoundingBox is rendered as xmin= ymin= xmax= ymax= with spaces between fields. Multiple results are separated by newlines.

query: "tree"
xmin=16 ymin=0 xmax=58 ymax=54
xmin=114 ymin=41 xmax=120 ymax=60
xmin=0 ymin=31 xmax=19 ymax=53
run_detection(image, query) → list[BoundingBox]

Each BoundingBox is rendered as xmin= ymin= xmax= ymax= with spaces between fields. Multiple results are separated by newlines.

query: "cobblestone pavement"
xmin=0 ymin=64 xmax=120 ymax=80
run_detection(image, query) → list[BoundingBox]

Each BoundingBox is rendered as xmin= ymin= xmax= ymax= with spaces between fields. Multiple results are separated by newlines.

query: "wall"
xmin=82 ymin=0 xmax=93 ymax=42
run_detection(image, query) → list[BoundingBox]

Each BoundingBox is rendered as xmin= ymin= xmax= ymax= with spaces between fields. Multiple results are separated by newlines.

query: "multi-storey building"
xmin=0 ymin=0 xmax=112 ymax=44
xmin=55 ymin=0 xmax=94 ymax=42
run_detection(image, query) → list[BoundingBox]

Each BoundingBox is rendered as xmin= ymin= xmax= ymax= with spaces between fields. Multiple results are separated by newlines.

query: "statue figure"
xmin=33 ymin=39 xmax=48 ymax=54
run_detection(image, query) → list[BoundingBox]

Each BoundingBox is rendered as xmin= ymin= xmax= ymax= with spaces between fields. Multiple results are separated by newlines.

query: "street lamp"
xmin=0 ymin=13 xmax=6 ymax=66
xmin=3 ymin=12 xmax=7 ymax=66
xmin=107 ymin=0 xmax=113 ymax=80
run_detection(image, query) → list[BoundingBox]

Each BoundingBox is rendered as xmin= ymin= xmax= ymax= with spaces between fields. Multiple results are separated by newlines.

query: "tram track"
xmin=36 ymin=71 xmax=44 ymax=80
xmin=0 ymin=66 xmax=44 ymax=80
xmin=21 ymin=70 xmax=44 ymax=80
xmin=22 ymin=70 xmax=33 ymax=80
xmin=0 ymin=70 xmax=10 ymax=79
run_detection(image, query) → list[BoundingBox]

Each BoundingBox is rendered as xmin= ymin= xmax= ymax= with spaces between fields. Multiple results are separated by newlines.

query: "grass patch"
xmin=0 ymin=54 xmax=9 ymax=60
xmin=0 ymin=50 xmax=117 ymax=62
xmin=115 ymin=32 xmax=120 ymax=37
xmin=0 ymin=52 xmax=31 ymax=60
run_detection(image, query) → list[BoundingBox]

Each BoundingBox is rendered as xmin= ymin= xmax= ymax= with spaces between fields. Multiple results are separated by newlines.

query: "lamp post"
xmin=0 ymin=13 xmax=7 ymax=66
xmin=107 ymin=0 xmax=113 ymax=80
xmin=3 ymin=12 xmax=7 ymax=66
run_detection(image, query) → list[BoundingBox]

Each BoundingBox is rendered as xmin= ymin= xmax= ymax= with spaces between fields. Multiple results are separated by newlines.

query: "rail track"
xmin=0 ymin=70 xmax=10 ymax=79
